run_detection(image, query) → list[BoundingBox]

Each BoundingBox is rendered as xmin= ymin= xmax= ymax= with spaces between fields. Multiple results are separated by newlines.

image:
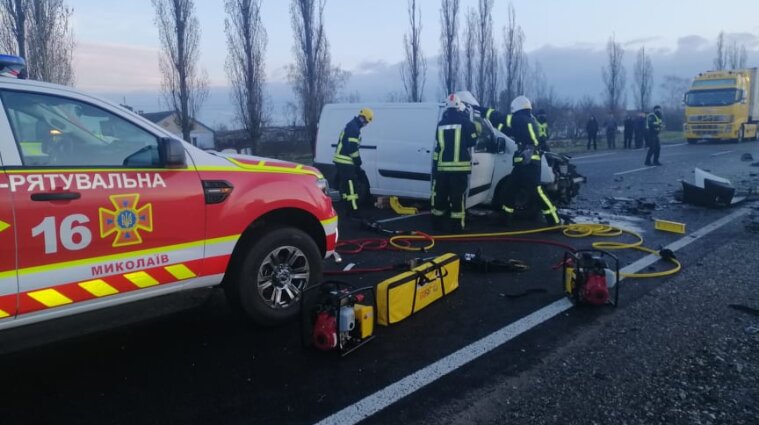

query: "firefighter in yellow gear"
xmin=333 ymin=107 xmax=374 ymax=216
xmin=431 ymin=94 xmax=478 ymax=232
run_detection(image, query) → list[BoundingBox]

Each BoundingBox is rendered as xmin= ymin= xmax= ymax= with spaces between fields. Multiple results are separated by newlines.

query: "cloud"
xmin=74 ymin=42 xmax=162 ymax=92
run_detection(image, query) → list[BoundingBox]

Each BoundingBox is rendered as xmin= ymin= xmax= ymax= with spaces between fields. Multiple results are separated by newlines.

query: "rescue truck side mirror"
xmin=160 ymin=137 xmax=187 ymax=169
xmin=496 ymin=137 xmax=507 ymax=154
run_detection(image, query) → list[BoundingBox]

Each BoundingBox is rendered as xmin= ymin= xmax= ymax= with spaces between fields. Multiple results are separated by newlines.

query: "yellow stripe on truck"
xmin=0 ymin=309 xmax=9 ymax=319
xmin=165 ymin=264 xmax=197 ymax=280
xmin=124 ymin=271 xmax=159 ymax=288
xmin=28 ymin=289 xmax=73 ymax=307
xmin=78 ymin=279 xmax=119 ymax=297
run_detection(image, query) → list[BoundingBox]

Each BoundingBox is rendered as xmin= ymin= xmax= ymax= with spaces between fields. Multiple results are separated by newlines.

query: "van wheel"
xmin=737 ymin=126 xmax=745 ymax=143
xmin=225 ymin=226 xmax=322 ymax=326
xmin=496 ymin=176 xmax=539 ymax=218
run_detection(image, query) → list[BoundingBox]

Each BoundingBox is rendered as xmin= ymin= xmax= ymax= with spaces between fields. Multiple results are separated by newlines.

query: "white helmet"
xmin=510 ymin=95 xmax=532 ymax=113
xmin=446 ymin=93 xmax=465 ymax=112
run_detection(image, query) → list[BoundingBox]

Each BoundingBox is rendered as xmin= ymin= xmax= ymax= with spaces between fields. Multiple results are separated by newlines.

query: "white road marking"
xmin=614 ymin=166 xmax=654 ymax=176
xmin=315 ymin=208 xmax=750 ymax=425
xmin=663 ymin=143 xmax=688 ymax=148
xmin=710 ymin=150 xmax=734 ymax=157
xmin=572 ymin=153 xmax=616 ymax=161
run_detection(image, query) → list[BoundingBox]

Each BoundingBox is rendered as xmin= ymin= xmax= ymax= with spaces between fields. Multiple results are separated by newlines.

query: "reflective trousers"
xmin=431 ymin=172 xmax=468 ymax=230
xmin=335 ymin=163 xmax=360 ymax=211
xmin=501 ymin=160 xmax=559 ymax=225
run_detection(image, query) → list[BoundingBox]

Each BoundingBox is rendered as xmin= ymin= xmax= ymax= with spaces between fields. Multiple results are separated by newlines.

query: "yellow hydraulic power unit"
xmin=389 ymin=196 xmax=418 ymax=215
xmin=376 ymin=253 xmax=460 ymax=325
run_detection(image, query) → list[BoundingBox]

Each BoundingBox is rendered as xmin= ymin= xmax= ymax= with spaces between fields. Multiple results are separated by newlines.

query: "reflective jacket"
xmin=433 ymin=109 xmax=478 ymax=173
xmin=646 ymin=112 xmax=663 ymax=135
xmin=333 ymin=117 xmax=363 ymax=166
xmin=483 ymin=107 xmax=513 ymax=136
xmin=510 ymin=109 xmax=542 ymax=164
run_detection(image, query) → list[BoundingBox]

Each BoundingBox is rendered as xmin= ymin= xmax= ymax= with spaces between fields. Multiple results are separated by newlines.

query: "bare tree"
xmin=438 ymin=0 xmax=459 ymax=96
xmin=461 ymin=8 xmax=476 ymax=92
xmin=659 ymin=74 xmax=690 ymax=129
xmin=500 ymin=2 xmax=524 ymax=109
xmin=401 ymin=0 xmax=426 ymax=102
xmin=601 ymin=34 xmax=626 ymax=115
xmin=225 ymin=0 xmax=267 ymax=154
xmin=727 ymin=41 xmax=748 ymax=69
xmin=288 ymin=0 xmax=348 ymax=151
xmin=153 ymin=0 xmax=209 ymax=143
xmin=484 ymin=40 xmax=498 ymax=106
xmin=632 ymin=46 xmax=654 ymax=112
xmin=1 ymin=0 xmax=75 ymax=85
xmin=713 ymin=31 xmax=727 ymax=71
xmin=0 ymin=0 xmax=28 ymax=60
xmin=525 ymin=60 xmax=547 ymax=102
xmin=473 ymin=0 xmax=494 ymax=103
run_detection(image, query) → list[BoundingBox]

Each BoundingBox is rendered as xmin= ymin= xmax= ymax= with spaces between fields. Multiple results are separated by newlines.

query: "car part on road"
xmin=301 ymin=281 xmax=376 ymax=356
xmin=389 ymin=196 xmax=418 ymax=215
xmin=461 ymin=250 xmax=529 ymax=273
xmin=563 ymin=249 xmax=619 ymax=306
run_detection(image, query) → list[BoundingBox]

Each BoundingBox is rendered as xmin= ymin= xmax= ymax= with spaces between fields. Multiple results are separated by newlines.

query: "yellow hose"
xmin=388 ymin=223 xmax=681 ymax=279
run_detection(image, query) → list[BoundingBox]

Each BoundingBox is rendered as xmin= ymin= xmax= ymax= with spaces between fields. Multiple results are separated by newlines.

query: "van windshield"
xmin=685 ymin=89 xmax=741 ymax=107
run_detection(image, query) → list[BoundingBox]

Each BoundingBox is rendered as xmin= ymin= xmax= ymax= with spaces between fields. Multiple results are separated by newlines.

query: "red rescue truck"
xmin=0 ymin=55 xmax=338 ymax=330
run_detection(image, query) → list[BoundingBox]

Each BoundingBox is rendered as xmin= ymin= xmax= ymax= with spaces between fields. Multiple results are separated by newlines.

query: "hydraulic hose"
xmin=336 ymin=222 xmax=681 ymax=279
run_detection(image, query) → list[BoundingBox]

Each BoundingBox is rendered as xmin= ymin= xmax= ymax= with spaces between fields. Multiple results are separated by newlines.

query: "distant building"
xmin=140 ymin=111 xmax=215 ymax=150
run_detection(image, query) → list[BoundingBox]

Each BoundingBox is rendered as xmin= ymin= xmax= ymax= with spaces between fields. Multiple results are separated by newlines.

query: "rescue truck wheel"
xmin=228 ymin=226 xmax=322 ymax=326
xmin=496 ymin=176 xmax=539 ymax=218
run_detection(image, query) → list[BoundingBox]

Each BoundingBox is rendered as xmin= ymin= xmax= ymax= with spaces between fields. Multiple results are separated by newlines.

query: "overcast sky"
xmin=68 ymin=0 xmax=759 ymax=126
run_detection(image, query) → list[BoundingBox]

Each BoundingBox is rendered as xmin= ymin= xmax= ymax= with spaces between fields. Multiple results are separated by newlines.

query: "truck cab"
xmin=0 ymin=55 xmax=337 ymax=331
xmin=684 ymin=68 xmax=759 ymax=143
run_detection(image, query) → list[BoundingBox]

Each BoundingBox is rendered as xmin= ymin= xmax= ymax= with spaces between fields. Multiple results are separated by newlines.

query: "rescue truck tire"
xmin=226 ymin=226 xmax=322 ymax=326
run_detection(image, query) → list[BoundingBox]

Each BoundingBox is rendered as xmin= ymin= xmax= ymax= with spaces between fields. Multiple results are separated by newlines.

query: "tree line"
xmin=1 ymin=0 xmax=755 ymax=150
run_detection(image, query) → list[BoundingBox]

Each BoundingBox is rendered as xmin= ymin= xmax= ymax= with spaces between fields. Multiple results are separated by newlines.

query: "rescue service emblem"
xmin=99 ymin=194 xmax=153 ymax=247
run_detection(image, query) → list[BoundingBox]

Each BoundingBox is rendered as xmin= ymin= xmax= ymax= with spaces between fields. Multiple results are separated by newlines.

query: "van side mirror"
xmin=160 ymin=137 xmax=187 ymax=168
xmin=496 ymin=137 xmax=507 ymax=154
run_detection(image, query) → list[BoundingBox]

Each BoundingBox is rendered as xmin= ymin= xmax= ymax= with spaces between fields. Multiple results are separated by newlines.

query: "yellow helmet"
xmin=359 ymin=107 xmax=374 ymax=123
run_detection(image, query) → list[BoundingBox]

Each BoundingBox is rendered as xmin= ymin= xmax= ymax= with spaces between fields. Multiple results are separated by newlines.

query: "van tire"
xmin=496 ymin=176 xmax=539 ymax=218
xmin=225 ymin=226 xmax=322 ymax=326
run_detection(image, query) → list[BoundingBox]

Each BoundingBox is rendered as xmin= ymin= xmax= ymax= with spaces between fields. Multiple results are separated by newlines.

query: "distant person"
xmin=332 ymin=107 xmax=374 ymax=217
xmin=634 ymin=112 xmax=646 ymax=149
xmin=644 ymin=105 xmax=664 ymax=166
xmin=535 ymin=109 xmax=551 ymax=152
xmin=586 ymin=116 xmax=598 ymax=150
xmin=623 ymin=114 xmax=634 ymax=149
xmin=431 ymin=94 xmax=478 ymax=232
xmin=604 ymin=113 xmax=617 ymax=149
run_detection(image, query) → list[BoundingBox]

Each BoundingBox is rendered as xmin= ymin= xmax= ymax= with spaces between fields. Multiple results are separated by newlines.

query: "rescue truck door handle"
xmin=31 ymin=192 xmax=81 ymax=202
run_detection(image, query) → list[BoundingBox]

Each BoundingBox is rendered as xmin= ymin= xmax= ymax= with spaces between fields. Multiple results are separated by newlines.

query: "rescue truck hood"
xmin=218 ymin=152 xmax=324 ymax=177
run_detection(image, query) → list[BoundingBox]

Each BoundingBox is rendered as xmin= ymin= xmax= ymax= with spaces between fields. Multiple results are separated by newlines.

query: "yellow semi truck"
xmin=683 ymin=68 xmax=759 ymax=143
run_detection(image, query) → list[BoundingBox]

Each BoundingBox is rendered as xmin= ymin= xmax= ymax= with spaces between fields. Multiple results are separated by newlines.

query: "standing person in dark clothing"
xmin=623 ymin=114 xmax=634 ymax=149
xmin=501 ymin=95 xmax=560 ymax=226
xmin=634 ymin=112 xmax=646 ymax=149
xmin=535 ymin=109 xmax=551 ymax=152
xmin=586 ymin=116 xmax=598 ymax=150
xmin=431 ymin=94 xmax=479 ymax=232
xmin=332 ymin=107 xmax=374 ymax=216
xmin=604 ymin=113 xmax=618 ymax=149
xmin=644 ymin=105 xmax=664 ymax=166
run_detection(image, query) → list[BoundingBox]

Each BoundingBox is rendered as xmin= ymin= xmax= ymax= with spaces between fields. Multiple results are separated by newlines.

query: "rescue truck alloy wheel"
xmin=229 ymin=227 xmax=322 ymax=325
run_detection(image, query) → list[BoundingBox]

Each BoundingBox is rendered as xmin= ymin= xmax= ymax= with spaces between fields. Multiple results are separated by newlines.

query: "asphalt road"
xmin=1 ymin=139 xmax=758 ymax=425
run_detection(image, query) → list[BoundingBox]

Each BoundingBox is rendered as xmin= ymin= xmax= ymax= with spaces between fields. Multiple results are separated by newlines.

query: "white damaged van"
xmin=313 ymin=93 xmax=584 ymax=215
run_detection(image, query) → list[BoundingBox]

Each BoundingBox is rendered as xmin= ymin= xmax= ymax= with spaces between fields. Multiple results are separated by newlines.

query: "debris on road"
xmin=740 ymin=153 xmax=754 ymax=162
xmin=681 ymin=168 xmax=746 ymax=208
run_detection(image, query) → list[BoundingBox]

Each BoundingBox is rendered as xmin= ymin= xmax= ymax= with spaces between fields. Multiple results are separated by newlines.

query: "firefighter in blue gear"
xmin=501 ymin=96 xmax=560 ymax=226
xmin=431 ymin=94 xmax=478 ymax=232
xmin=475 ymin=104 xmax=513 ymax=137
xmin=333 ymin=108 xmax=374 ymax=216
xmin=644 ymin=105 xmax=664 ymax=166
